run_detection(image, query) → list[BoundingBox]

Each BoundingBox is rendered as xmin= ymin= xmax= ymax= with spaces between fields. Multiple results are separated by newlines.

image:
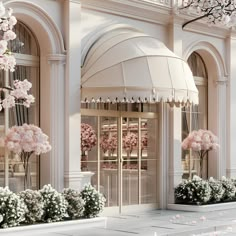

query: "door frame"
xmin=81 ymin=108 xmax=159 ymax=214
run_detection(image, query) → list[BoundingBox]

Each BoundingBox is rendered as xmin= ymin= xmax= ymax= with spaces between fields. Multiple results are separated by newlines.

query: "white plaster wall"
xmin=81 ymin=8 xmax=168 ymax=47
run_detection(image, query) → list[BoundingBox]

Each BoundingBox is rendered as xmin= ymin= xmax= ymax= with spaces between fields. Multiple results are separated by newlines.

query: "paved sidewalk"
xmin=40 ymin=209 xmax=236 ymax=236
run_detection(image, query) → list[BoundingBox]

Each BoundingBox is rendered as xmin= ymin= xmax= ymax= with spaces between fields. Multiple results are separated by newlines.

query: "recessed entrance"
xmin=81 ymin=106 xmax=159 ymax=214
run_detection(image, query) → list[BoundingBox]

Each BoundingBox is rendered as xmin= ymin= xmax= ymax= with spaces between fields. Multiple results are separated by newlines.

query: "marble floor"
xmin=16 ymin=209 xmax=236 ymax=236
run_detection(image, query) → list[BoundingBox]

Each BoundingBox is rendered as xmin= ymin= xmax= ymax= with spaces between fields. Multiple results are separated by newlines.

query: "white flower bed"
xmin=0 ymin=184 xmax=106 ymax=229
xmin=175 ymin=175 xmax=236 ymax=206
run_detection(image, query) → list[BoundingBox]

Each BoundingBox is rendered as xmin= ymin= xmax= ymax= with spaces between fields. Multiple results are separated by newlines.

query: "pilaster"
xmin=167 ymin=20 xmax=183 ymax=204
xmin=226 ymin=35 xmax=236 ymax=178
xmin=47 ymin=54 xmax=66 ymax=191
xmin=168 ymin=106 xmax=183 ymax=204
xmin=64 ymin=0 xmax=93 ymax=190
xmin=215 ymin=78 xmax=227 ymax=179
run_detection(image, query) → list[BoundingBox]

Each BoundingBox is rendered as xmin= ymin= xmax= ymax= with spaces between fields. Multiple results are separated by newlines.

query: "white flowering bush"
xmin=175 ymin=176 xmax=236 ymax=205
xmin=39 ymin=184 xmax=68 ymax=223
xmin=18 ymin=189 xmax=44 ymax=224
xmin=0 ymin=187 xmax=26 ymax=228
xmin=0 ymin=184 xmax=106 ymax=229
xmin=175 ymin=179 xmax=192 ymax=203
xmin=80 ymin=184 xmax=106 ymax=218
xmin=221 ymin=176 xmax=236 ymax=201
xmin=208 ymin=177 xmax=225 ymax=203
xmin=175 ymin=175 xmax=211 ymax=205
xmin=63 ymin=188 xmax=84 ymax=219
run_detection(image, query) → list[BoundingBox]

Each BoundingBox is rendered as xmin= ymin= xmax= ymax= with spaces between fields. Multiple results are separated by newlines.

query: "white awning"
xmin=81 ymin=29 xmax=198 ymax=105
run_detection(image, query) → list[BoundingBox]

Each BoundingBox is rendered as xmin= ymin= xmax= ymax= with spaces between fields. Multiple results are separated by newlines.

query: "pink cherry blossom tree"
xmin=0 ymin=2 xmax=51 ymax=191
xmin=2 ymin=124 xmax=51 ymax=189
xmin=182 ymin=129 xmax=219 ymax=178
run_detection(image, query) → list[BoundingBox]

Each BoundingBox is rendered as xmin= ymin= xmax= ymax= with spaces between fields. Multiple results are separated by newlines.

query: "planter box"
xmin=168 ymin=202 xmax=236 ymax=212
xmin=0 ymin=217 xmax=107 ymax=236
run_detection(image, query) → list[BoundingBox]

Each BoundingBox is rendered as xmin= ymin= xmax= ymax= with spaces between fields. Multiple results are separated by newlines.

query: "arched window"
xmin=182 ymin=52 xmax=208 ymax=179
xmin=0 ymin=21 xmax=40 ymax=191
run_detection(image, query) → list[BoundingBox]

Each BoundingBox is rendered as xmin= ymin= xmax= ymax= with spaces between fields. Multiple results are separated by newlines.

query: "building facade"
xmin=1 ymin=0 xmax=236 ymax=212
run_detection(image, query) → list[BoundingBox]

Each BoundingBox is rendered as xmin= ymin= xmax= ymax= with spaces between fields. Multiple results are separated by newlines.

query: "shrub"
xmin=0 ymin=187 xmax=26 ymax=228
xmin=221 ymin=176 xmax=236 ymax=201
xmin=18 ymin=189 xmax=44 ymax=224
xmin=175 ymin=175 xmax=211 ymax=205
xmin=63 ymin=188 xmax=84 ymax=219
xmin=80 ymin=184 xmax=106 ymax=218
xmin=175 ymin=179 xmax=192 ymax=203
xmin=39 ymin=184 xmax=68 ymax=223
xmin=208 ymin=177 xmax=225 ymax=203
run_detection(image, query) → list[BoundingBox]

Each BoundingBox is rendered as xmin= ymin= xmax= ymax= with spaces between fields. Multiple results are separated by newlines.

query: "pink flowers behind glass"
xmin=141 ymin=132 xmax=148 ymax=150
xmin=2 ymin=124 xmax=51 ymax=155
xmin=182 ymin=129 xmax=219 ymax=152
xmin=81 ymin=123 xmax=97 ymax=152
xmin=123 ymin=132 xmax=138 ymax=154
xmin=0 ymin=79 xmax=35 ymax=111
xmin=100 ymin=134 xmax=117 ymax=154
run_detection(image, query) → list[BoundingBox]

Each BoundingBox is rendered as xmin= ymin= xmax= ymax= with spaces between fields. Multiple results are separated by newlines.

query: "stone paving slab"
xmin=8 ymin=209 xmax=236 ymax=236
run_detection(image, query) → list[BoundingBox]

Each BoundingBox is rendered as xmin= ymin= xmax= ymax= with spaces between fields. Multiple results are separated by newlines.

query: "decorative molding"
xmin=214 ymin=78 xmax=228 ymax=86
xmin=173 ymin=14 xmax=231 ymax=39
xmin=5 ymin=0 xmax=66 ymax=54
xmin=47 ymin=54 xmax=67 ymax=64
xmin=81 ymin=0 xmax=171 ymax=25
xmin=70 ymin=0 xmax=81 ymax=4
xmin=127 ymin=0 xmax=171 ymax=7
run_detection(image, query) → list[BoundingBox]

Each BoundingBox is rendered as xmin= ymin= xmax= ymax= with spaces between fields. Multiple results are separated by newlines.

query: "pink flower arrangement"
xmin=81 ymin=123 xmax=97 ymax=152
xmin=123 ymin=132 xmax=138 ymax=154
xmin=182 ymin=129 xmax=219 ymax=152
xmin=100 ymin=134 xmax=117 ymax=154
xmin=100 ymin=134 xmax=109 ymax=153
xmin=141 ymin=132 xmax=148 ymax=150
xmin=182 ymin=129 xmax=219 ymax=177
xmin=2 ymin=123 xmax=51 ymax=155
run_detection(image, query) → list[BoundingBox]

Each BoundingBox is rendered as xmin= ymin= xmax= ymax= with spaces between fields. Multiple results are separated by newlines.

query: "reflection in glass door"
xmin=81 ymin=110 xmax=158 ymax=213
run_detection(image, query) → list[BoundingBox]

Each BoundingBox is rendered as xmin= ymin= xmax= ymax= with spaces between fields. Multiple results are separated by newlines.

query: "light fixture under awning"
xmin=81 ymin=29 xmax=198 ymax=105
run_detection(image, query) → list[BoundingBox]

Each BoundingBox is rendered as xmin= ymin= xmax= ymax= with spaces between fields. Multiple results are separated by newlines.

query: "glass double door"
xmin=81 ymin=110 xmax=158 ymax=213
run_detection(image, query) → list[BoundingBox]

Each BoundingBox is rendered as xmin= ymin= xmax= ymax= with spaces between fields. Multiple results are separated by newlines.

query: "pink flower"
xmin=182 ymin=129 xmax=219 ymax=152
xmin=81 ymin=123 xmax=97 ymax=152
xmin=3 ymin=30 xmax=16 ymax=41
xmin=123 ymin=132 xmax=138 ymax=154
xmin=3 ymin=124 xmax=51 ymax=155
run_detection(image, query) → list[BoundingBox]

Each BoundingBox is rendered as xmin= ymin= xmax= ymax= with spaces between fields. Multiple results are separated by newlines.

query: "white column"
xmin=47 ymin=54 xmax=66 ymax=191
xmin=168 ymin=106 xmax=183 ymax=204
xmin=64 ymin=0 xmax=93 ymax=191
xmin=226 ymin=35 xmax=236 ymax=178
xmin=208 ymin=79 xmax=227 ymax=179
xmin=167 ymin=21 xmax=183 ymax=204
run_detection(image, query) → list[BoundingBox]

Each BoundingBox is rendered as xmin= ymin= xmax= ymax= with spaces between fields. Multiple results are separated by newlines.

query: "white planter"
xmin=0 ymin=217 xmax=107 ymax=236
xmin=168 ymin=202 xmax=236 ymax=212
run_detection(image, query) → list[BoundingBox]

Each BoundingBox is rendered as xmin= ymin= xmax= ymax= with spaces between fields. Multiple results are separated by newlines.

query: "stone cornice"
xmin=81 ymin=0 xmax=171 ymax=25
xmin=172 ymin=15 xmax=230 ymax=39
